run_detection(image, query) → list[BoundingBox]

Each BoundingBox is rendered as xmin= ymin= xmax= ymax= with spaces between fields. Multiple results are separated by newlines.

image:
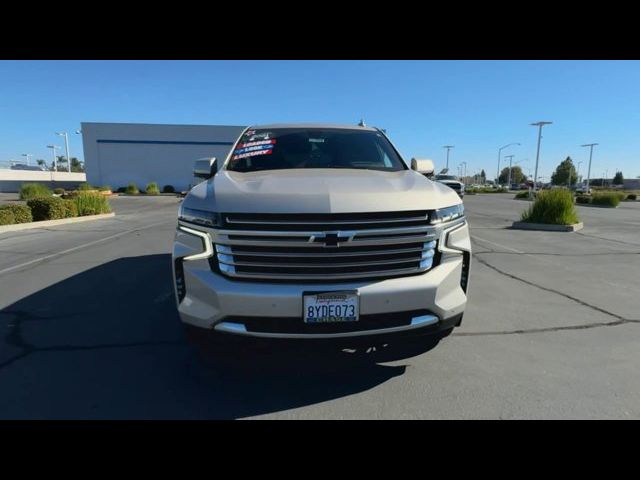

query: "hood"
xmin=185 ymin=168 xmax=461 ymax=214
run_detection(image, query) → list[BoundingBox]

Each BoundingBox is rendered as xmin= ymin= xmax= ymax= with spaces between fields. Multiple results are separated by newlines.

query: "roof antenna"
xmin=358 ymin=118 xmax=366 ymax=127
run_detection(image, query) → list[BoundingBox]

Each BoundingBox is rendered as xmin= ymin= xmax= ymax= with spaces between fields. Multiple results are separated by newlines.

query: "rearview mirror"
xmin=411 ymin=158 xmax=435 ymax=176
xmin=193 ymin=157 xmax=217 ymax=179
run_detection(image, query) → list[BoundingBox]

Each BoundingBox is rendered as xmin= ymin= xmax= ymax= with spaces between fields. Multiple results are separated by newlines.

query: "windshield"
xmin=436 ymin=175 xmax=459 ymax=181
xmin=226 ymin=128 xmax=407 ymax=173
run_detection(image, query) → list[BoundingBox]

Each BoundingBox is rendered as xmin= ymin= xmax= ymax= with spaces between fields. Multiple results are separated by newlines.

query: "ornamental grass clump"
xmin=74 ymin=191 xmax=111 ymax=216
xmin=20 ymin=183 xmax=52 ymax=200
xmin=591 ymin=192 xmax=621 ymax=207
xmin=145 ymin=182 xmax=160 ymax=195
xmin=125 ymin=183 xmax=139 ymax=195
xmin=520 ymin=189 xmax=579 ymax=225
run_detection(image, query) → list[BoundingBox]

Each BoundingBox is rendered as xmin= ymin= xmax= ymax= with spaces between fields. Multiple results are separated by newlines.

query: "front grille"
xmin=209 ymin=211 xmax=439 ymax=281
xmin=229 ymin=310 xmax=433 ymax=334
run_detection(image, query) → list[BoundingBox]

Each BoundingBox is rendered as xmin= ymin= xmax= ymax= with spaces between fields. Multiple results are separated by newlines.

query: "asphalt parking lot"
xmin=1 ymin=193 xmax=639 ymax=419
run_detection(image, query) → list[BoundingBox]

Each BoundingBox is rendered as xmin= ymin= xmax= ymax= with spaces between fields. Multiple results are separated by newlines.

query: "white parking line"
xmin=470 ymin=234 xmax=524 ymax=254
xmin=0 ymin=221 xmax=168 ymax=276
xmin=471 ymin=233 xmax=559 ymax=267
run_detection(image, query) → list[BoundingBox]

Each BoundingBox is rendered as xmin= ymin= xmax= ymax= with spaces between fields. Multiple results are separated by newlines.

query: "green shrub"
xmin=125 ymin=183 xmax=139 ymax=195
xmin=627 ymin=193 xmax=637 ymax=201
xmin=98 ymin=185 xmax=112 ymax=192
xmin=0 ymin=204 xmax=33 ymax=223
xmin=73 ymin=192 xmax=111 ymax=216
xmin=54 ymin=188 xmax=65 ymax=195
xmin=0 ymin=209 xmax=15 ymax=226
xmin=520 ymin=189 xmax=579 ymax=225
xmin=78 ymin=182 xmax=94 ymax=191
xmin=27 ymin=197 xmax=67 ymax=221
xmin=145 ymin=182 xmax=160 ymax=195
xmin=63 ymin=199 xmax=78 ymax=218
xmin=467 ymin=186 xmax=508 ymax=194
xmin=575 ymin=195 xmax=592 ymax=204
xmin=20 ymin=183 xmax=52 ymax=200
xmin=591 ymin=193 xmax=621 ymax=207
xmin=162 ymin=185 xmax=175 ymax=193
xmin=514 ymin=190 xmax=534 ymax=199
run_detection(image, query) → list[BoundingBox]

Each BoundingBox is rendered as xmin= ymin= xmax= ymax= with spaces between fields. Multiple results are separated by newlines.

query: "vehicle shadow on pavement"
xmin=0 ymin=254 xmax=441 ymax=419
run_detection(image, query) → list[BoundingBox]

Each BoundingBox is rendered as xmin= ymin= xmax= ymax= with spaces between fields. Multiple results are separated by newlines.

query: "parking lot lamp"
xmin=576 ymin=161 xmax=583 ymax=185
xmin=21 ymin=153 xmax=33 ymax=165
xmin=580 ymin=143 xmax=598 ymax=193
xmin=443 ymin=145 xmax=454 ymax=170
xmin=504 ymin=155 xmax=515 ymax=188
xmin=531 ymin=121 xmax=552 ymax=196
xmin=55 ymin=132 xmax=71 ymax=172
xmin=46 ymin=145 xmax=60 ymax=171
xmin=497 ymin=143 xmax=519 ymax=185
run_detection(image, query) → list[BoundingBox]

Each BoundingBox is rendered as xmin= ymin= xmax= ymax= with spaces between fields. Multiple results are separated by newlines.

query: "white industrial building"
xmin=80 ymin=122 xmax=246 ymax=191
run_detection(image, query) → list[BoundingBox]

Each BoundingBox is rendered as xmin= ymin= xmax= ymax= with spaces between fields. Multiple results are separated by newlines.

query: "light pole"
xmin=56 ymin=132 xmax=71 ymax=172
xmin=504 ymin=154 xmax=515 ymax=188
xmin=576 ymin=161 xmax=583 ymax=185
xmin=47 ymin=145 xmax=60 ymax=171
xmin=443 ymin=145 xmax=454 ymax=170
xmin=461 ymin=161 xmax=467 ymax=185
xmin=21 ymin=153 xmax=33 ymax=165
xmin=531 ymin=121 xmax=552 ymax=195
xmin=497 ymin=143 xmax=519 ymax=185
xmin=581 ymin=143 xmax=598 ymax=193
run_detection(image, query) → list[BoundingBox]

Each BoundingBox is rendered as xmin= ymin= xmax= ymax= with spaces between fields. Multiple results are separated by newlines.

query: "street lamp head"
xmin=499 ymin=142 xmax=520 ymax=151
xmin=75 ymin=129 xmax=82 ymax=134
xmin=531 ymin=121 xmax=553 ymax=126
xmin=580 ymin=143 xmax=598 ymax=147
xmin=443 ymin=145 xmax=454 ymax=149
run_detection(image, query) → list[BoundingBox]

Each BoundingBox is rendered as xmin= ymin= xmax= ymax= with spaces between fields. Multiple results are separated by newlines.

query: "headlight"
xmin=178 ymin=206 xmax=221 ymax=228
xmin=430 ymin=204 xmax=464 ymax=224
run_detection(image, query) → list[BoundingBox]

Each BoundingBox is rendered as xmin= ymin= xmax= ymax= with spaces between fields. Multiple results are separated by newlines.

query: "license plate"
xmin=303 ymin=291 xmax=359 ymax=323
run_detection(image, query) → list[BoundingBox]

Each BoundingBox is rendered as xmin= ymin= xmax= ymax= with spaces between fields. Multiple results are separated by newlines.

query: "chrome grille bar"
xmin=212 ymin=212 xmax=438 ymax=281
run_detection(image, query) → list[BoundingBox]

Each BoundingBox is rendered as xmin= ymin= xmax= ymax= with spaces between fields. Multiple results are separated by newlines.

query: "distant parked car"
xmin=10 ymin=164 xmax=46 ymax=171
xmin=435 ymin=174 xmax=465 ymax=198
xmin=575 ymin=185 xmax=592 ymax=194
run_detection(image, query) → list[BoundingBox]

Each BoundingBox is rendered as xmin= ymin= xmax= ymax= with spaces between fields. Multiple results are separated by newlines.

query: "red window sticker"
xmin=237 ymin=139 xmax=276 ymax=149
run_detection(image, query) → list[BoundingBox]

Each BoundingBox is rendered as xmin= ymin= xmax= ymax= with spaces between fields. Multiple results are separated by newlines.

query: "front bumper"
xmin=172 ymin=221 xmax=471 ymax=339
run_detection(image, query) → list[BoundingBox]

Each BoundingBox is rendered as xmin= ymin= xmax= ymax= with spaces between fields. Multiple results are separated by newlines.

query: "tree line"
xmin=35 ymin=156 xmax=85 ymax=172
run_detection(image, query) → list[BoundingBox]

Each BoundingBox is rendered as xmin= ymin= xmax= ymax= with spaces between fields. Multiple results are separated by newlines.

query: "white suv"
xmin=173 ymin=124 xmax=470 ymax=343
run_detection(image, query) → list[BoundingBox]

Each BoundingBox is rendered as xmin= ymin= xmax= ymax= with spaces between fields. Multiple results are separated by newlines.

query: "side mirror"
xmin=411 ymin=158 xmax=435 ymax=176
xmin=193 ymin=157 xmax=217 ymax=179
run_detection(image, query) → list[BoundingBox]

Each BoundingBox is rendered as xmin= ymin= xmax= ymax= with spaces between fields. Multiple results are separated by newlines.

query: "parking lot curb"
xmin=575 ymin=203 xmax=619 ymax=208
xmin=511 ymin=221 xmax=583 ymax=232
xmin=0 ymin=213 xmax=115 ymax=233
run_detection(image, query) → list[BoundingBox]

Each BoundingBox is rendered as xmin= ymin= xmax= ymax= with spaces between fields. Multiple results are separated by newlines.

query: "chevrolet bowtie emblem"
xmin=311 ymin=231 xmax=355 ymax=247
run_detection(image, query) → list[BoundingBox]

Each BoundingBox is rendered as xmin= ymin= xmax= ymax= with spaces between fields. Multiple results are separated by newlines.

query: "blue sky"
xmin=1 ymin=60 xmax=639 ymax=180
